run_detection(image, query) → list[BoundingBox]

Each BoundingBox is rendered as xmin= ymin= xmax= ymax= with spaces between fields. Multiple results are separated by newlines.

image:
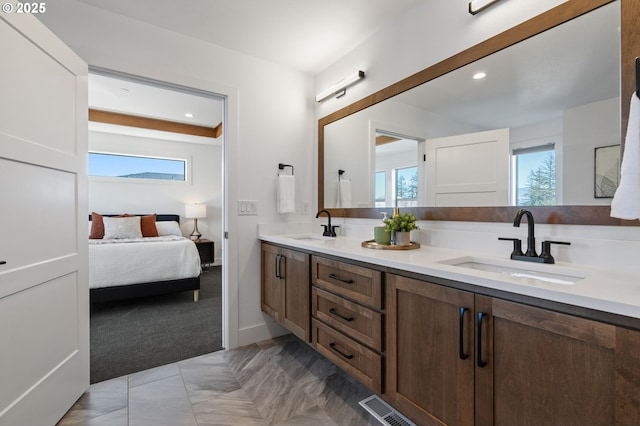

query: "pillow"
xmin=103 ymin=216 xmax=142 ymax=239
xmin=121 ymin=213 xmax=158 ymax=237
xmin=155 ymin=221 xmax=182 ymax=236
xmin=89 ymin=212 xmax=105 ymax=239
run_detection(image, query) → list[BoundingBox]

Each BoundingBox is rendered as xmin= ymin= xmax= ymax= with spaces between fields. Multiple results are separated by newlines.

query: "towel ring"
xmin=278 ymin=163 xmax=294 ymax=175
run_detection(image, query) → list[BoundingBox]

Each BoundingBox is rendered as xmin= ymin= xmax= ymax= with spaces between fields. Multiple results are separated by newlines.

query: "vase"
xmin=394 ymin=231 xmax=411 ymax=246
xmin=374 ymin=226 xmax=391 ymax=245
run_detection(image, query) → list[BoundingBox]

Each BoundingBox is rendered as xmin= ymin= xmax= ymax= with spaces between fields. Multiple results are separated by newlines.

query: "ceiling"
xmin=75 ymin=0 xmax=424 ymax=75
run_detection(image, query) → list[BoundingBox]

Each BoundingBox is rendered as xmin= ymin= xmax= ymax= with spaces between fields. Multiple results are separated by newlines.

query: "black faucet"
xmin=513 ymin=209 xmax=537 ymax=257
xmin=499 ymin=208 xmax=570 ymax=264
xmin=316 ymin=209 xmax=339 ymax=237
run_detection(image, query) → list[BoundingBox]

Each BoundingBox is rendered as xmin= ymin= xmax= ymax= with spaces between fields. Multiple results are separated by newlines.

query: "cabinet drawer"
xmin=312 ymin=287 xmax=383 ymax=352
xmin=312 ymin=256 xmax=383 ymax=309
xmin=312 ymin=319 xmax=382 ymax=393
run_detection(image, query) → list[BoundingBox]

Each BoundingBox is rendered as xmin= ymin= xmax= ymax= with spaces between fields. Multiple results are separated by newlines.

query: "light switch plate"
xmin=238 ymin=200 xmax=258 ymax=215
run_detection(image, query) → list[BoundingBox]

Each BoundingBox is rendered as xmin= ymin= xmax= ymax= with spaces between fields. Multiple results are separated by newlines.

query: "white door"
xmin=0 ymin=9 xmax=89 ymax=426
xmin=425 ymin=128 xmax=510 ymax=206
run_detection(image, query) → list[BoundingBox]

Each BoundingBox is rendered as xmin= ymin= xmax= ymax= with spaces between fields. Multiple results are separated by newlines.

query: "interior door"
xmin=0 ymin=10 xmax=89 ymax=426
xmin=426 ymin=128 xmax=510 ymax=206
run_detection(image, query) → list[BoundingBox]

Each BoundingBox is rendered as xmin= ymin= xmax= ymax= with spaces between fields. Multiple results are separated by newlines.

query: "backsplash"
xmin=260 ymin=219 xmax=640 ymax=273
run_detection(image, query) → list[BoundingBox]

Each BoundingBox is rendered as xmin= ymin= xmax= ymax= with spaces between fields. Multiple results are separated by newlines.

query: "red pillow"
xmin=89 ymin=212 xmax=104 ymax=239
xmin=140 ymin=214 xmax=158 ymax=237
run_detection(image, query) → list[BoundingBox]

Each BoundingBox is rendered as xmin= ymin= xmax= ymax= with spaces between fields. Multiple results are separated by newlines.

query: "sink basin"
xmin=439 ymin=256 xmax=588 ymax=285
xmin=284 ymin=234 xmax=332 ymax=241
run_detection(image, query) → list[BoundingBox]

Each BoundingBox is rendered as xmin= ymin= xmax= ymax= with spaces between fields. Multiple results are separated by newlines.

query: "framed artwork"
xmin=594 ymin=144 xmax=620 ymax=198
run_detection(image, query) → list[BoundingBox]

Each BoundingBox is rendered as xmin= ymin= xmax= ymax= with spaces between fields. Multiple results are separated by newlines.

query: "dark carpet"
xmin=90 ymin=266 xmax=223 ymax=383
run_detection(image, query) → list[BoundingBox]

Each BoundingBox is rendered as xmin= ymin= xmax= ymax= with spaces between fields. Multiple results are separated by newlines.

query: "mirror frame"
xmin=319 ymin=0 xmax=640 ymax=226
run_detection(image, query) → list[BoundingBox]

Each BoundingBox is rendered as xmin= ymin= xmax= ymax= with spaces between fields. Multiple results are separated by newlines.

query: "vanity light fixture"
xmin=468 ymin=0 xmax=501 ymax=15
xmin=315 ymin=70 xmax=365 ymax=102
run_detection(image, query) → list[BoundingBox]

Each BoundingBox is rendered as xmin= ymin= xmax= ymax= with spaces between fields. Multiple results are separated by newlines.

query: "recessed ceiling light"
xmin=184 ymin=113 xmax=194 ymax=118
xmin=473 ymin=72 xmax=487 ymax=80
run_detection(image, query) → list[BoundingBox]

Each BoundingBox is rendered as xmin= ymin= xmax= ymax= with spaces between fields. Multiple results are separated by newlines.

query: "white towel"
xmin=611 ymin=94 xmax=640 ymax=220
xmin=277 ymin=174 xmax=295 ymax=213
xmin=338 ymin=178 xmax=352 ymax=208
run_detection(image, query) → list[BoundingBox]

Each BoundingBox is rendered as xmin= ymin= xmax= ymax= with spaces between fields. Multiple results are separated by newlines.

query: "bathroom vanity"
xmin=260 ymin=235 xmax=640 ymax=426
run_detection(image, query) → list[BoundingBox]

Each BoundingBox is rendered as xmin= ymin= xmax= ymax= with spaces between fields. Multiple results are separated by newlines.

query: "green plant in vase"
xmin=383 ymin=212 xmax=418 ymax=246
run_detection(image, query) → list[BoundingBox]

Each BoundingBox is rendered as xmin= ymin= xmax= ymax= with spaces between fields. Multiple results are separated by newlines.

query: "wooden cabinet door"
xmin=475 ymin=296 xmax=619 ymax=426
xmin=261 ymin=243 xmax=283 ymax=322
xmin=281 ymin=247 xmax=310 ymax=341
xmin=387 ymin=274 xmax=475 ymax=426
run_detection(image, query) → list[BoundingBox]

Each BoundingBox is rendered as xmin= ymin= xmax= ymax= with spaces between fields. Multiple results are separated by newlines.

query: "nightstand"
xmin=193 ymin=239 xmax=214 ymax=271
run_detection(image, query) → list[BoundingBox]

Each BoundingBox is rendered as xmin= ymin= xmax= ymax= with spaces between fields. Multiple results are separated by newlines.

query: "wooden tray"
xmin=361 ymin=240 xmax=421 ymax=250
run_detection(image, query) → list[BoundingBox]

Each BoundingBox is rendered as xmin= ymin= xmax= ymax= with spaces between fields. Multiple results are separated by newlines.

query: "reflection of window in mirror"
xmin=374 ymin=133 xmax=420 ymax=207
xmin=395 ymin=166 xmax=418 ymax=207
xmin=375 ymin=171 xmax=386 ymax=207
xmin=513 ymin=145 xmax=556 ymax=206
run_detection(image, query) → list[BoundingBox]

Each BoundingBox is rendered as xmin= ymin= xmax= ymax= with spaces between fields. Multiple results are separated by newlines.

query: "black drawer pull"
xmin=329 ymin=307 xmax=354 ymax=322
xmin=477 ymin=312 xmax=488 ymax=368
xmin=328 ymin=273 xmax=354 ymax=284
xmin=0 ymin=261 xmax=6 ymax=265
xmin=459 ymin=307 xmax=469 ymax=360
xmin=329 ymin=342 xmax=354 ymax=360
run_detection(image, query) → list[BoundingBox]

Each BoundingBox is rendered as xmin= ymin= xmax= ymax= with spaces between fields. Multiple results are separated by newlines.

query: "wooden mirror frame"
xmin=318 ymin=0 xmax=640 ymax=226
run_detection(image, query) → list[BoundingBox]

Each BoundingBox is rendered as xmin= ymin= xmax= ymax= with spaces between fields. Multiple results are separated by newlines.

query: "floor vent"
xmin=359 ymin=395 xmax=417 ymax=426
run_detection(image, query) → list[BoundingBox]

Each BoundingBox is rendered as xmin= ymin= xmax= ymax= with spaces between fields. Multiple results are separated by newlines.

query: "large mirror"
xmin=319 ymin=0 xmax=637 ymax=225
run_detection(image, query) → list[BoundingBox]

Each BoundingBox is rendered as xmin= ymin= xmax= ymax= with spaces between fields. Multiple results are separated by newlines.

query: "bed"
xmin=88 ymin=213 xmax=202 ymax=303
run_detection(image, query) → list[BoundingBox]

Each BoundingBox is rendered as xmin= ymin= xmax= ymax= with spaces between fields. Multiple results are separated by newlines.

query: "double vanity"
xmin=260 ymin=231 xmax=640 ymax=426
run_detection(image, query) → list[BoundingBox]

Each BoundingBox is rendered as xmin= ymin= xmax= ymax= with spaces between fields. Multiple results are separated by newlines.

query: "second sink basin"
xmin=284 ymin=234 xmax=332 ymax=241
xmin=439 ymin=256 xmax=588 ymax=285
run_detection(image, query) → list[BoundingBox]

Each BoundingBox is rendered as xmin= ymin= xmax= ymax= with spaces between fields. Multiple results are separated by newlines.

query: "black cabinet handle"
xmin=329 ymin=307 xmax=354 ymax=322
xmin=459 ymin=307 xmax=469 ymax=360
xmin=0 ymin=261 xmax=6 ymax=265
xmin=328 ymin=273 xmax=353 ymax=284
xmin=477 ymin=312 xmax=488 ymax=368
xmin=329 ymin=342 xmax=354 ymax=360
xmin=275 ymin=254 xmax=281 ymax=278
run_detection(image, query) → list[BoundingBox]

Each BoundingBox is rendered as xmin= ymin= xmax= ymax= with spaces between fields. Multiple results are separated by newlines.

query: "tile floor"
xmin=57 ymin=334 xmax=380 ymax=425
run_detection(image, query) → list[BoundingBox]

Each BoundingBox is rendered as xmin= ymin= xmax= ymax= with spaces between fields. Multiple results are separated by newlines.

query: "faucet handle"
xmin=498 ymin=237 xmax=524 ymax=258
xmin=320 ymin=224 xmax=331 ymax=237
xmin=330 ymin=225 xmax=340 ymax=237
xmin=539 ymin=240 xmax=570 ymax=264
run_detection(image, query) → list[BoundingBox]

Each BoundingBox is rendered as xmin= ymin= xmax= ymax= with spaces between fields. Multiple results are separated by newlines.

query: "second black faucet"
xmin=316 ymin=209 xmax=339 ymax=237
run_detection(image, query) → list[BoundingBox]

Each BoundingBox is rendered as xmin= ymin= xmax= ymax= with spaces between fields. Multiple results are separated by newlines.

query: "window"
xmin=513 ymin=145 xmax=555 ymax=206
xmin=395 ymin=166 xmax=418 ymax=207
xmin=88 ymin=152 xmax=186 ymax=181
xmin=375 ymin=171 xmax=386 ymax=206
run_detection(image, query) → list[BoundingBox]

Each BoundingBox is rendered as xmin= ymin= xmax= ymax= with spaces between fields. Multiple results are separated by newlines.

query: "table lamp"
xmin=185 ymin=203 xmax=206 ymax=240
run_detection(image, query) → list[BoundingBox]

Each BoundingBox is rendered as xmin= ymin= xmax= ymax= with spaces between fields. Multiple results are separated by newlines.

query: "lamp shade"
xmin=185 ymin=203 xmax=206 ymax=219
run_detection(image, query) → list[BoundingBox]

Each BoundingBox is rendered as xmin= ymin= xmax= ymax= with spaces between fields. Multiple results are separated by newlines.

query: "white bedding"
xmin=89 ymin=235 xmax=201 ymax=289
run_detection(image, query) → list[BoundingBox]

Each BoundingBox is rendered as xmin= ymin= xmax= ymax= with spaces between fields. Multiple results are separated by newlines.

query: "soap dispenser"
xmin=374 ymin=212 xmax=391 ymax=245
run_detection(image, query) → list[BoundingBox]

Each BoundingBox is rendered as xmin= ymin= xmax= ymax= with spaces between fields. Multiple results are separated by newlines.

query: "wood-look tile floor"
xmin=57 ymin=334 xmax=380 ymax=426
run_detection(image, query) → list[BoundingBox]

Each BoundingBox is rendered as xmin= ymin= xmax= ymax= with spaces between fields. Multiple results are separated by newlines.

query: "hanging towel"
xmin=338 ymin=178 xmax=352 ymax=208
xmin=277 ymin=174 xmax=295 ymax=213
xmin=611 ymin=94 xmax=640 ymax=220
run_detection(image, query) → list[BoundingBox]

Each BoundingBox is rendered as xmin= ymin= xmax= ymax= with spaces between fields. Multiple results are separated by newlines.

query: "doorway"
xmin=87 ymin=69 xmax=226 ymax=382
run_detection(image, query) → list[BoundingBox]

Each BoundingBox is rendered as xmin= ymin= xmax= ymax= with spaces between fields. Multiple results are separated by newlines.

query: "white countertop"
xmin=259 ymin=233 xmax=640 ymax=321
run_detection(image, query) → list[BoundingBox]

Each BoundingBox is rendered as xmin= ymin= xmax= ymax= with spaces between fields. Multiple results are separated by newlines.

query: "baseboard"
xmin=238 ymin=320 xmax=289 ymax=347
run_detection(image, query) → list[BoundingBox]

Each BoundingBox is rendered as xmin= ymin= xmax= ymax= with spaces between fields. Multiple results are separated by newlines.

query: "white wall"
xmin=88 ymin=129 xmax=224 ymax=264
xmin=38 ymin=0 xmax=314 ymax=347
xmin=563 ymin=97 xmax=620 ymax=205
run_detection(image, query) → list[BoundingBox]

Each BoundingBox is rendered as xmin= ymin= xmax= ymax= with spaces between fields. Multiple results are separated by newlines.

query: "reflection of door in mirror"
xmin=374 ymin=132 xmax=420 ymax=208
xmin=425 ymin=128 xmax=509 ymax=207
